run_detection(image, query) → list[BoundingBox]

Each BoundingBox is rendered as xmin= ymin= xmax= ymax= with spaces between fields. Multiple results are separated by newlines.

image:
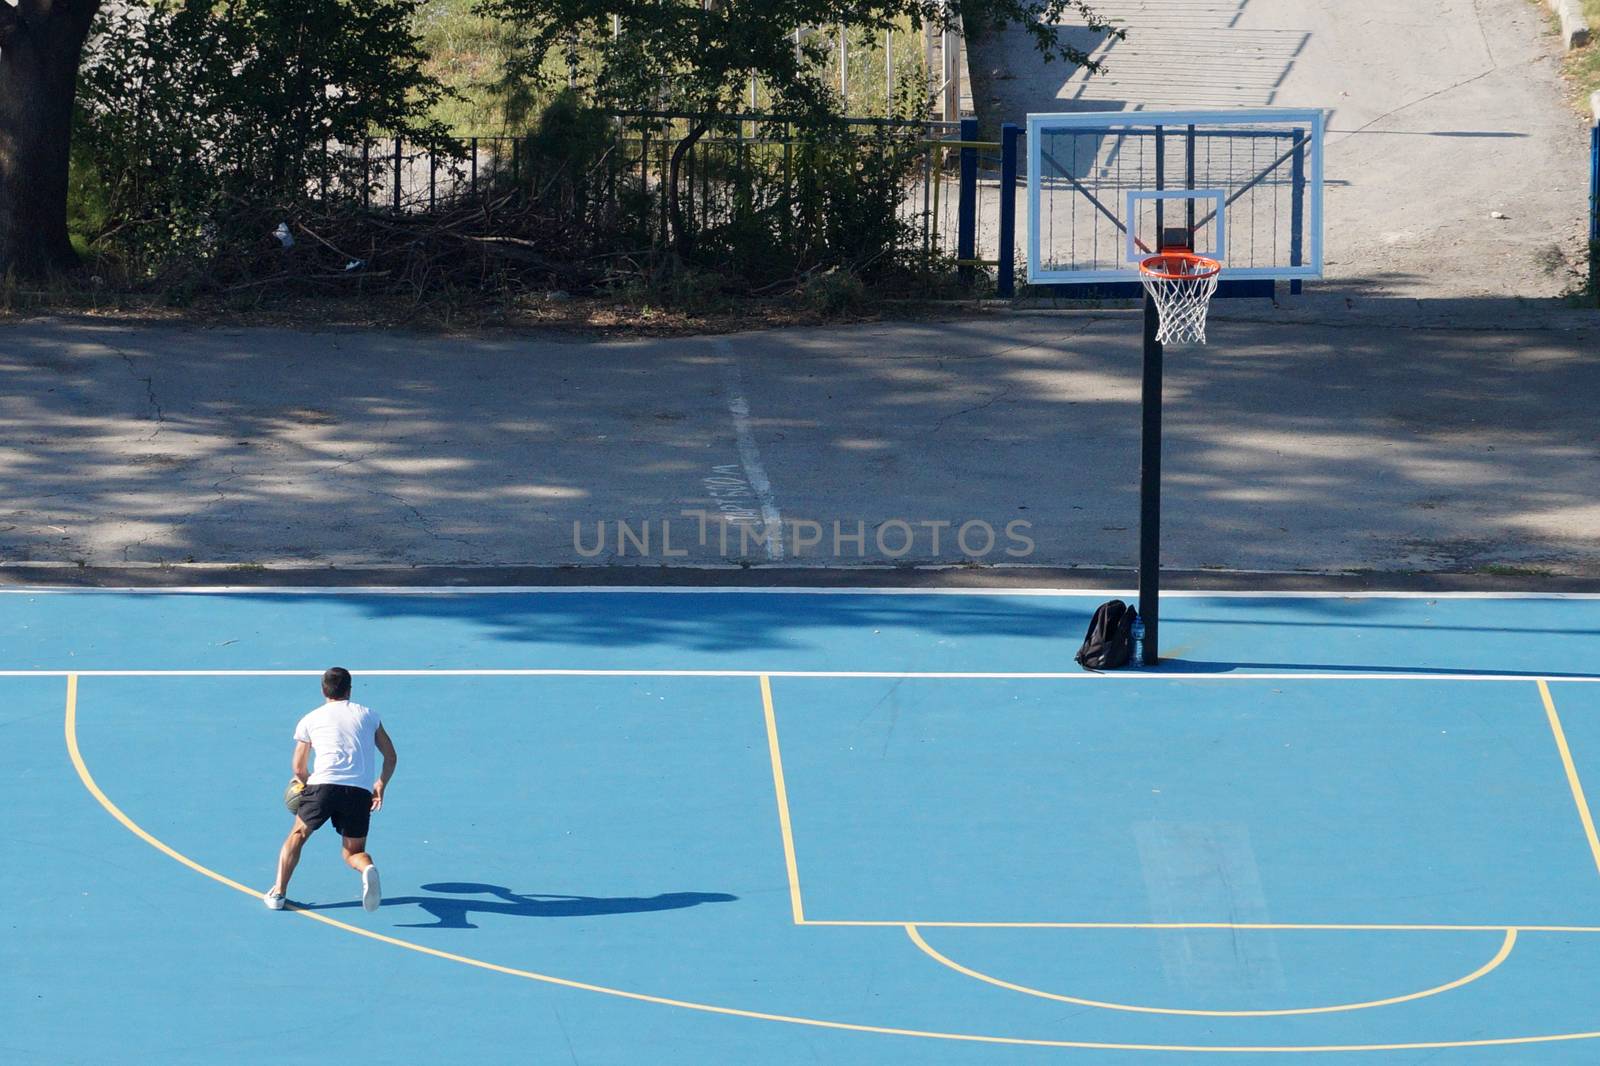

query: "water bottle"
xmin=1131 ymin=614 xmax=1146 ymax=665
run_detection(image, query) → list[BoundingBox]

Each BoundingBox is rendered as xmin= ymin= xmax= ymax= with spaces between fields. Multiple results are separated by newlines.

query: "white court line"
xmin=1 ymin=586 xmax=1599 ymax=598
xmin=4 ymin=669 xmax=1598 ymax=681
xmin=713 ymin=339 xmax=784 ymax=561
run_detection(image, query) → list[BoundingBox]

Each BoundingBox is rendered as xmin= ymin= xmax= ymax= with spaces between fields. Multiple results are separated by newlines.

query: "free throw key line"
xmin=1540 ymin=679 xmax=1600 ymax=880
xmin=761 ymin=674 xmax=806 ymax=923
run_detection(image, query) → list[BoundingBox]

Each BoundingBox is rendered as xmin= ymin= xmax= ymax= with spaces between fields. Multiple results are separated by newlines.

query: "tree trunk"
xmin=0 ymin=1 xmax=101 ymax=279
xmin=666 ymin=117 xmax=711 ymax=259
xmin=957 ymin=0 xmax=1001 ymax=140
xmin=959 ymin=0 xmax=1113 ymax=140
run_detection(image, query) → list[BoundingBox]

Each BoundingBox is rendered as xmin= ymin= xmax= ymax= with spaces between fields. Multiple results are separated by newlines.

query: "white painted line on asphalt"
xmin=713 ymin=338 xmax=784 ymax=561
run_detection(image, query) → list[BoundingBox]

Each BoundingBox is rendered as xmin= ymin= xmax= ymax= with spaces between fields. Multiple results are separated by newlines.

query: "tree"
xmin=75 ymin=0 xmax=454 ymax=282
xmin=481 ymin=0 xmax=1121 ymax=256
xmin=1 ymin=0 xmax=451 ymax=283
xmin=0 ymin=0 xmax=102 ymax=278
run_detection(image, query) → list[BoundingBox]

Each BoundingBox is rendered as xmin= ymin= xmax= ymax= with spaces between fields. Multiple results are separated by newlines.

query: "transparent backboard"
xmin=1026 ymin=108 xmax=1325 ymax=285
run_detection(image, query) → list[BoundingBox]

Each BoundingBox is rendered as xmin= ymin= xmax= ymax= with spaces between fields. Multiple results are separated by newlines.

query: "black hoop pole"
xmin=1139 ymin=291 xmax=1163 ymax=666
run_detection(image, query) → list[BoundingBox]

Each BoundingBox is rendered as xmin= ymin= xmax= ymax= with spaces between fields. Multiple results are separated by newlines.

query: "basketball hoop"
xmin=1138 ymin=252 xmax=1222 ymax=346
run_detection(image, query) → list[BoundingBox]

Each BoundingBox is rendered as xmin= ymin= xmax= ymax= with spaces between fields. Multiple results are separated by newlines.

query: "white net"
xmin=1139 ymin=255 xmax=1222 ymax=346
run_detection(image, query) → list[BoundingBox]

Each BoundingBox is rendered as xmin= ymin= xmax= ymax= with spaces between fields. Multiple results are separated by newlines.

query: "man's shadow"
xmin=303 ymin=882 xmax=737 ymax=929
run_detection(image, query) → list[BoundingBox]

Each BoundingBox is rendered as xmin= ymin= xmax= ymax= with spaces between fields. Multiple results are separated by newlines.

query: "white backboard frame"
xmin=1026 ymin=108 xmax=1326 ymax=286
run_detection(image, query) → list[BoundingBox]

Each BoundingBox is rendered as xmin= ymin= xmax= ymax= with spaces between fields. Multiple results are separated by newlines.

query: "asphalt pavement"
xmin=965 ymin=0 xmax=1592 ymax=297
xmin=3 ymin=308 xmax=1595 ymax=581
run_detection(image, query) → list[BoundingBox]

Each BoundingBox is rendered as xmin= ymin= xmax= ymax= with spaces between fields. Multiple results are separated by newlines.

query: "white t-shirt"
xmin=294 ymin=700 xmax=382 ymax=788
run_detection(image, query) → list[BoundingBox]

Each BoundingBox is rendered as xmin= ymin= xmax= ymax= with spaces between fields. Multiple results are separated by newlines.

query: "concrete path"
xmin=965 ymin=0 xmax=1592 ymax=297
xmin=3 ymin=312 xmax=1597 ymax=579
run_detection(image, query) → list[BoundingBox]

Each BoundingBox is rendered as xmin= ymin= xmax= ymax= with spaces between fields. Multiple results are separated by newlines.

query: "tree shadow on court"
xmin=181 ymin=589 xmax=1595 ymax=676
xmin=276 ymin=587 xmax=1089 ymax=653
xmin=300 ymin=883 xmax=737 ymax=929
xmin=1152 ymin=658 xmax=1600 ymax=679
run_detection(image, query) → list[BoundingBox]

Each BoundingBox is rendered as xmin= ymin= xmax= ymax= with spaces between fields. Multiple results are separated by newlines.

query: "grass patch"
xmin=414 ymin=0 xmax=523 ymax=132
xmin=1554 ymin=2 xmax=1600 ymax=306
xmin=1558 ymin=0 xmax=1600 ymax=108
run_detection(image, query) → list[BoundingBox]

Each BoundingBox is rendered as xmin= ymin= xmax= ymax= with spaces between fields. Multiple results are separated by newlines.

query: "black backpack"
xmin=1075 ymin=599 xmax=1138 ymax=670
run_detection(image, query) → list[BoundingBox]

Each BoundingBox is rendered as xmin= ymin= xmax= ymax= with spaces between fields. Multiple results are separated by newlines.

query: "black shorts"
xmin=297 ymin=783 xmax=373 ymax=839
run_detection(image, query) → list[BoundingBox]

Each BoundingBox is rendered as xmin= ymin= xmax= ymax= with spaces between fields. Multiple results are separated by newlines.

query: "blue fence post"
xmin=1589 ymin=97 xmax=1598 ymax=304
xmin=958 ymin=116 xmax=978 ymax=289
xmin=997 ymin=123 xmax=1019 ymax=298
xmin=1290 ymin=127 xmax=1306 ymax=296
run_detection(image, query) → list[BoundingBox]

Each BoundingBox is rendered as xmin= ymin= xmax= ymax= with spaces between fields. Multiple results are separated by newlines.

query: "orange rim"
xmin=1139 ymin=252 xmax=1222 ymax=281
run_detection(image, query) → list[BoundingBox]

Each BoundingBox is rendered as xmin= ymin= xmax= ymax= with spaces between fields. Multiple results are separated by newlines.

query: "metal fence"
xmin=325 ymin=113 xmax=1003 ymax=277
xmin=325 ymin=100 xmax=1600 ymax=300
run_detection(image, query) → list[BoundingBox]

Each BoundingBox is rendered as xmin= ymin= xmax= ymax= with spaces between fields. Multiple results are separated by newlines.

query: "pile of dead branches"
xmin=218 ymin=186 xmax=634 ymax=310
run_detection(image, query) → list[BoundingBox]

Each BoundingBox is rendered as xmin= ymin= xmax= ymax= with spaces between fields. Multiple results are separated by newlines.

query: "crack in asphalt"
xmin=367 ymin=489 xmax=478 ymax=554
xmin=308 ymin=412 xmax=394 ymax=475
xmin=103 ymin=336 xmax=165 ymax=440
xmin=1330 ymin=63 xmax=1505 ymax=146
xmin=120 ymin=467 xmax=247 ymax=563
xmin=931 ymin=384 xmax=1015 ymax=433
xmin=1468 ymin=0 xmax=1498 ymax=67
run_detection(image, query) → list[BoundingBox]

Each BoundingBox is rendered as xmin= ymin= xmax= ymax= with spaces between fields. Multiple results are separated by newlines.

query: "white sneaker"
xmin=361 ymin=865 xmax=381 ymax=912
xmin=263 ymin=890 xmax=286 ymax=911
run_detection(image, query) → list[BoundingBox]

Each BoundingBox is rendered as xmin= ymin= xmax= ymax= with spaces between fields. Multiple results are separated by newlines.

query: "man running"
xmin=264 ymin=667 xmax=397 ymax=912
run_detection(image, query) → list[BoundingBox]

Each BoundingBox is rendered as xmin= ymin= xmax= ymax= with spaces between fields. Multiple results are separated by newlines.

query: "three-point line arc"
xmin=63 ymin=672 xmax=1600 ymax=1054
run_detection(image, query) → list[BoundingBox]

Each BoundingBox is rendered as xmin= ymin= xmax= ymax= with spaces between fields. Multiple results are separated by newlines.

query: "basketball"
xmin=283 ymin=779 xmax=305 ymax=813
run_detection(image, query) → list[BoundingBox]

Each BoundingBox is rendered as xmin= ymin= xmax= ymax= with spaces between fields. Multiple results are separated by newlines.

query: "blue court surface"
xmin=7 ymin=586 xmax=1600 ymax=1065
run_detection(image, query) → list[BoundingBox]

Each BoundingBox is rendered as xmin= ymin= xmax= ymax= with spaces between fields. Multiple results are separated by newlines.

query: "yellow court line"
xmin=906 ymin=924 xmax=1517 ymax=1017
xmin=64 ymin=675 xmax=263 ymax=898
xmin=761 ymin=674 xmax=806 ymax=924
xmin=1541 ymin=679 xmax=1600 ymax=881
xmin=62 ymin=675 xmax=1600 ymax=1054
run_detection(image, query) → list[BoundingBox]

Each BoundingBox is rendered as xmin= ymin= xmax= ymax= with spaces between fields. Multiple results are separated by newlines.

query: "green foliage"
xmin=413 ymin=0 xmax=596 ymax=131
xmin=413 ymin=0 xmax=526 ymax=129
xmin=782 ymin=122 xmax=918 ymax=274
xmin=526 ymin=90 xmax=613 ymax=180
xmin=66 ymin=135 xmax=111 ymax=261
xmin=659 ymin=265 xmax=730 ymax=311
xmin=800 ymin=267 xmax=866 ymax=312
xmin=59 ymin=0 xmax=1098 ymax=309
xmin=608 ymin=114 xmax=930 ymax=288
xmin=479 ymin=0 xmax=1117 ymax=120
xmin=414 ymin=2 xmax=938 ymax=132
xmin=1562 ymin=2 xmax=1600 ymax=108
xmin=477 ymin=0 xmax=1114 ymax=258
xmin=75 ymin=0 xmax=457 ymax=281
